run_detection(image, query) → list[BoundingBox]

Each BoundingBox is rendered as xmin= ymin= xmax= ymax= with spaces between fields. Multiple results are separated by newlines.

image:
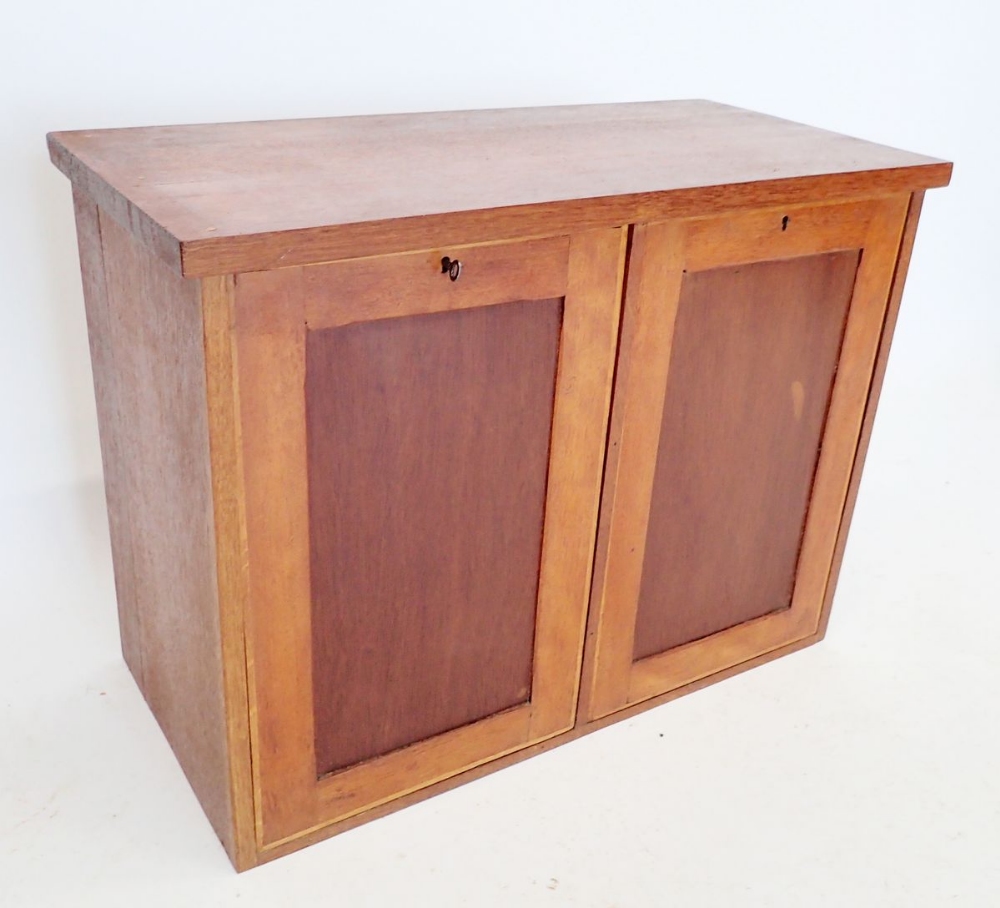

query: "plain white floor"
xmin=1 ymin=239 xmax=998 ymax=904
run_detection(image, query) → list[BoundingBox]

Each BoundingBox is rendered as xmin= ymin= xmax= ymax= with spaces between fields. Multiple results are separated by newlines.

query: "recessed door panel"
xmin=307 ymin=299 xmax=562 ymax=776
xmin=633 ymin=252 xmax=858 ymax=658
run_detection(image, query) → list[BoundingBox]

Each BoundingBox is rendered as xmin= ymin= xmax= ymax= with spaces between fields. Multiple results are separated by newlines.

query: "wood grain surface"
xmin=633 ymin=251 xmax=859 ymax=657
xmin=72 ymin=192 xmax=236 ymax=856
xmin=48 ymin=101 xmax=951 ymax=275
xmin=259 ymin=618 xmax=830 ymax=867
xmin=72 ymin=188 xmax=143 ymax=681
xmin=625 ymin=196 xmax=909 ymax=707
xmin=577 ymin=220 xmax=687 ymax=719
xmin=200 ymin=274 xmax=258 ymax=870
xmin=300 ymin=237 xmax=569 ymax=330
xmin=307 ymin=299 xmax=562 ymax=775
xmin=581 ymin=196 xmax=910 ymax=719
xmin=58 ymin=94 xmax=944 ymax=870
xmin=236 ymin=228 xmax=625 ymax=847
xmin=231 ymin=241 xmax=581 ymax=844
xmin=813 ymin=192 xmax=925 ymax=638
xmin=522 ymin=226 xmax=627 ymax=739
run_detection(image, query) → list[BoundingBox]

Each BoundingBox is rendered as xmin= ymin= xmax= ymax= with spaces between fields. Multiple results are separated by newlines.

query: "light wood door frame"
xmin=581 ymin=196 xmax=910 ymax=722
xmin=234 ymin=229 xmax=626 ymax=850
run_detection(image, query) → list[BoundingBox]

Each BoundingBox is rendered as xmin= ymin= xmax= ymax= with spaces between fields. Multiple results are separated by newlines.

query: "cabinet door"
xmin=235 ymin=229 xmax=625 ymax=847
xmin=582 ymin=197 xmax=910 ymax=721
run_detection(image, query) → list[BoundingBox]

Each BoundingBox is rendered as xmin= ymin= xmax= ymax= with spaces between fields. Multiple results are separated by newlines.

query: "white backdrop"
xmin=1 ymin=0 xmax=994 ymax=501
xmin=1 ymin=2 xmax=998 ymax=905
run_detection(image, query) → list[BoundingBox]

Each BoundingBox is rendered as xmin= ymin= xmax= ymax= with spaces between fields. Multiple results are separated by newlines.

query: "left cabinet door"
xmin=234 ymin=229 xmax=626 ymax=848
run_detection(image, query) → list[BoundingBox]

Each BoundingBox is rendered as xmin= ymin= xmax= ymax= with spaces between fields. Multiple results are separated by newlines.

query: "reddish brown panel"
xmin=633 ymin=251 xmax=860 ymax=659
xmin=307 ymin=298 xmax=563 ymax=776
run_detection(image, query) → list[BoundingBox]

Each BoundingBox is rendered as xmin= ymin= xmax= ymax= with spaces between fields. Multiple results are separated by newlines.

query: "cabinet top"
xmin=49 ymin=100 xmax=951 ymax=277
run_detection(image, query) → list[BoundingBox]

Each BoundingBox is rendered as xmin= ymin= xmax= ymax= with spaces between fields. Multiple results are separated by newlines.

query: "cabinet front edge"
xmin=48 ymin=154 xmax=948 ymax=279
xmin=813 ymin=190 xmax=927 ymax=638
xmin=201 ymin=274 xmax=259 ymax=871
xmin=179 ymin=164 xmax=950 ymax=276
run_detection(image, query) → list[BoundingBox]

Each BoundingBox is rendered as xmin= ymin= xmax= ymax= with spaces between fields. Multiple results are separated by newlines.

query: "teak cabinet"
xmin=48 ymin=101 xmax=951 ymax=870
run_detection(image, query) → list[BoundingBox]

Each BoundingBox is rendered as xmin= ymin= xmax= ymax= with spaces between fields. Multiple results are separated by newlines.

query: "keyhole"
xmin=440 ymin=256 xmax=462 ymax=281
xmin=781 ymin=215 xmax=790 ymax=231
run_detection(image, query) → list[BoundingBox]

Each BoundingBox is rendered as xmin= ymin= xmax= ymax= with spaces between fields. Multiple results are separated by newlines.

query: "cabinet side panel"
xmin=83 ymin=204 xmax=235 ymax=855
xmin=633 ymin=251 xmax=859 ymax=658
xmin=307 ymin=299 xmax=562 ymax=776
xmin=72 ymin=188 xmax=144 ymax=681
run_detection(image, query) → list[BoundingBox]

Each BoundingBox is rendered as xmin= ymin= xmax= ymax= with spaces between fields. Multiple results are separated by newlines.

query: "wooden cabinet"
xmin=48 ymin=101 xmax=950 ymax=870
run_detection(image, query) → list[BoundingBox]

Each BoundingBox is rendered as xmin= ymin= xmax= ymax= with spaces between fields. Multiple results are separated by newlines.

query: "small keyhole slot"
xmin=441 ymin=256 xmax=462 ymax=281
xmin=781 ymin=215 xmax=790 ymax=231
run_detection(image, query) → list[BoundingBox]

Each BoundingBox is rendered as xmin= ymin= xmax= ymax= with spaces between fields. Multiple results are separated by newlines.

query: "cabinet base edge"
xmin=244 ymin=627 xmax=824 ymax=870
